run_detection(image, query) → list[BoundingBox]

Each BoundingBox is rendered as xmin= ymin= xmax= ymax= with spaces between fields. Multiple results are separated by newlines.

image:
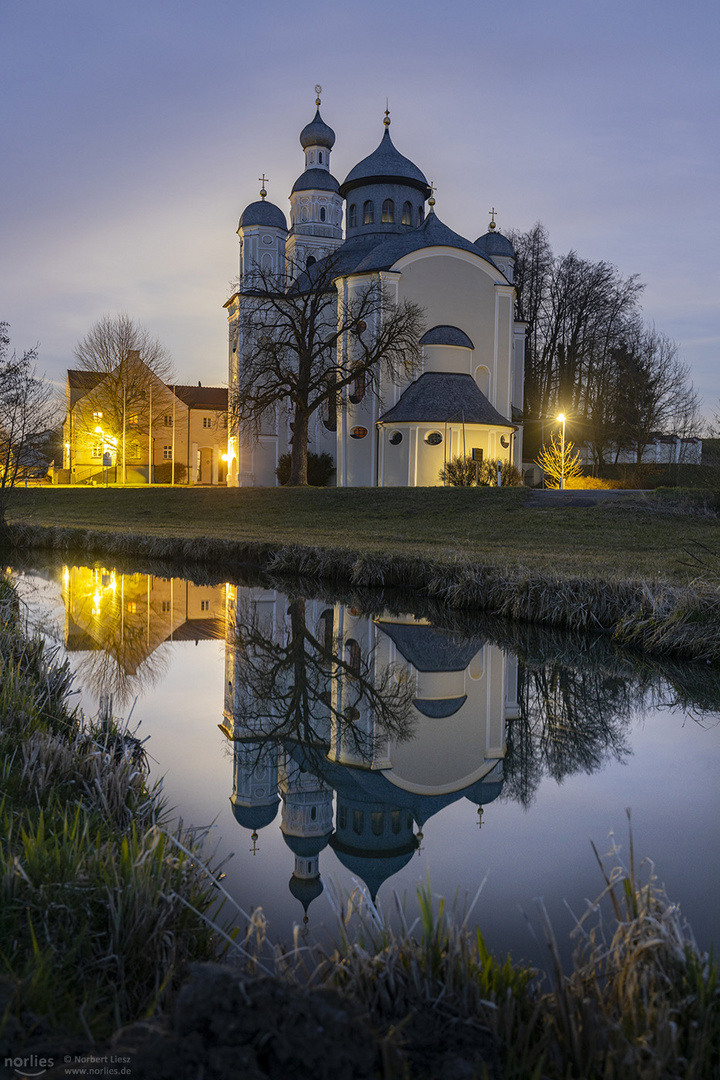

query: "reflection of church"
xmin=221 ymin=586 xmax=518 ymax=920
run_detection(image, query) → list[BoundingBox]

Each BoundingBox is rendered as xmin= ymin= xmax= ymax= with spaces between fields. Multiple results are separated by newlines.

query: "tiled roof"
xmin=173 ymin=385 xmax=228 ymax=409
xmin=68 ymin=369 xmax=103 ymax=390
xmin=340 ymin=128 xmax=429 ymax=195
xmin=420 ymin=325 xmax=475 ymax=349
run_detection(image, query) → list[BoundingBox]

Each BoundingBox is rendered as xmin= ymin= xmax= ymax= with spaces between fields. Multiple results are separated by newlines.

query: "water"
xmin=11 ymin=557 xmax=720 ymax=974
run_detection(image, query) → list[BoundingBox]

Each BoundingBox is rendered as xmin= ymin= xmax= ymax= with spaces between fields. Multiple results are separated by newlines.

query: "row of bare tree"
xmin=510 ymin=223 xmax=701 ymax=464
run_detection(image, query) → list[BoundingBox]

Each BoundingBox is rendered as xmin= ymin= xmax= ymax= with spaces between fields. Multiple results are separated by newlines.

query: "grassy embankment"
xmin=1 ymin=570 xmax=718 ymax=1078
xmin=6 ymin=484 xmax=720 ymax=664
xmin=0 ymin=575 xmax=224 ymax=1045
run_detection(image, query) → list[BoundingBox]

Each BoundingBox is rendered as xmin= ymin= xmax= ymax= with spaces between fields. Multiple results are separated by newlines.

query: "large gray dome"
xmin=339 ymin=128 xmax=430 ymax=197
xmin=299 ymin=108 xmax=336 ymax=150
xmin=238 ymin=199 xmax=287 ymax=230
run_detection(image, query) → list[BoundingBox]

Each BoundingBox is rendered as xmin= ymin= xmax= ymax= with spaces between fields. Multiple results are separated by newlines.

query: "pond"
xmin=11 ymin=557 xmax=720 ymax=974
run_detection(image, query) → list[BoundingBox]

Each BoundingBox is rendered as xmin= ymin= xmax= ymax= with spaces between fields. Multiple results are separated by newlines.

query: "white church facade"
xmin=225 ymin=93 xmax=526 ymax=488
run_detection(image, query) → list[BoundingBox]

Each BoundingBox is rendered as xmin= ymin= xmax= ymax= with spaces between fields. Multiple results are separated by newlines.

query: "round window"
xmin=389 ymin=431 xmax=403 ymax=445
xmin=425 ymin=431 xmax=443 ymax=445
xmin=350 ymin=426 xmax=368 ymax=439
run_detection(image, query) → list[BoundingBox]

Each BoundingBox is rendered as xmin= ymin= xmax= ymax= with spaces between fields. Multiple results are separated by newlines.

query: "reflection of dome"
xmin=238 ymin=200 xmax=287 ymax=230
xmin=289 ymin=872 xmax=324 ymax=914
xmin=230 ymin=797 xmax=280 ymax=830
xmin=282 ymin=831 xmax=332 ymax=858
xmin=378 ymin=620 xmax=485 ymax=671
xmin=330 ymin=835 xmax=418 ymax=901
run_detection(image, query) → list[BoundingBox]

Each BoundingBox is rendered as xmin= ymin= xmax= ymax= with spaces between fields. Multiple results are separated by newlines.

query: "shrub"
xmin=153 ymin=461 xmax=187 ymax=484
xmin=276 ymin=452 xmax=335 ymax=487
xmin=439 ymin=455 xmax=523 ymax=487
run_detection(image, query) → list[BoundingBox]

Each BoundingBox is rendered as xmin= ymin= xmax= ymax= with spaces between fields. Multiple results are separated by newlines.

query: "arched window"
xmin=418 ymin=205 xmax=425 ymax=225
xmin=363 ymin=200 xmax=374 ymax=225
xmin=474 ymin=365 xmax=490 ymax=397
xmin=349 ymin=366 xmax=366 ymax=404
xmin=318 ymin=608 xmax=334 ymax=654
xmin=346 ymin=638 xmax=361 ymax=675
xmin=319 ymin=206 xmax=326 ymax=221
xmin=371 ymin=812 xmax=384 ymax=836
xmin=324 ymin=373 xmax=337 ymax=431
xmin=348 ymin=203 xmax=357 ymax=228
xmin=318 ymin=151 xmax=323 ymax=164
xmin=382 ymin=198 xmax=394 ymax=223
xmin=306 ymin=255 xmax=316 ymax=270
xmin=402 ymin=201 xmax=412 ymax=225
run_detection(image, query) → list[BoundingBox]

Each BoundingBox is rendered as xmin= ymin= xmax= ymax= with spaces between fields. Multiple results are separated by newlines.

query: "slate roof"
xmin=339 ymin=128 xmax=430 ymax=196
xmin=238 ymin=199 xmax=288 ymax=230
xmin=291 ymin=168 xmax=340 ymax=194
xmin=378 ymin=373 xmax=514 ymax=428
xmin=173 ymin=385 xmax=228 ymax=410
xmin=475 ymin=229 xmax=515 ymax=257
xmin=299 ymin=108 xmax=336 ymax=150
xmin=420 ymin=325 xmax=475 ymax=349
xmin=376 ymin=620 xmax=485 ymax=672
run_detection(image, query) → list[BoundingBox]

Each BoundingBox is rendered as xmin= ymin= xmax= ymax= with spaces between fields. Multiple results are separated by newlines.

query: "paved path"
xmin=526 ymin=488 xmax=651 ymax=508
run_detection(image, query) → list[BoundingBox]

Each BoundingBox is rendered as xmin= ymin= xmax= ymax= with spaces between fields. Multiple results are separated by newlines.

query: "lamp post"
xmin=557 ymin=413 xmax=566 ymax=489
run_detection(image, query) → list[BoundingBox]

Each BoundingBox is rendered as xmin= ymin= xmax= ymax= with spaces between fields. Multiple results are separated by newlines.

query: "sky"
xmin=2 ymin=0 xmax=718 ymax=421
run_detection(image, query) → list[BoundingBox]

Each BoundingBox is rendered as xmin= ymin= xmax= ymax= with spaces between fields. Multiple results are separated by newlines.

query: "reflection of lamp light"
xmin=557 ymin=413 xmax=566 ymax=489
xmin=221 ymin=453 xmax=228 ymax=462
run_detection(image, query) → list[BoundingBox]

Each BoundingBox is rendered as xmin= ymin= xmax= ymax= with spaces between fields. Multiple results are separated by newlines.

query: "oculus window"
xmin=425 ymin=431 xmax=443 ymax=445
xmin=389 ymin=430 xmax=403 ymax=445
xmin=350 ymin=426 xmax=368 ymax=439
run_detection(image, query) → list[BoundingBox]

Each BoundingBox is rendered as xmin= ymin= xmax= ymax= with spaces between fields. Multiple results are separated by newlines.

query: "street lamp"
xmin=557 ymin=413 xmax=566 ymax=489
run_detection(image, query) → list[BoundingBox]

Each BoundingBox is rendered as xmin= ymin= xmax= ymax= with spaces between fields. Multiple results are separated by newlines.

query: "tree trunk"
xmin=287 ymin=410 xmax=309 ymax=485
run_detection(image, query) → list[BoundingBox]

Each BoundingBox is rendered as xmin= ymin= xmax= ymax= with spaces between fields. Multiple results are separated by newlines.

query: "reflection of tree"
xmin=71 ymin=638 xmax=171 ymax=711
xmin=503 ymin=663 xmax=637 ymax=808
xmin=228 ymin=595 xmax=415 ymax=767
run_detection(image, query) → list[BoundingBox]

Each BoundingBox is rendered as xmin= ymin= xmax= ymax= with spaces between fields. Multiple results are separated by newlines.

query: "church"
xmin=224 ymin=91 xmax=526 ymax=488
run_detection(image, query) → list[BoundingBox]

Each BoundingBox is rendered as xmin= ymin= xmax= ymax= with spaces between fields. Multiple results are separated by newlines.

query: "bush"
xmin=439 ymin=455 xmax=523 ymax=487
xmin=276 ymin=451 xmax=335 ymax=487
xmin=153 ymin=461 xmax=187 ymax=484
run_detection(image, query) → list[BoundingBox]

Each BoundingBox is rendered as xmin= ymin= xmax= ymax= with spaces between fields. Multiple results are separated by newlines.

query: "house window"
xmin=203 ymin=417 xmax=212 ymax=428
xmin=164 ymin=415 xmax=173 ymax=427
xmin=161 ymin=601 xmax=171 ymax=612
xmin=425 ymin=431 xmax=443 ymax=445
xmin=127 ymin=602 xmax=137 ymax=614
xmin=402 ymin=201 xmax=412 ymax=225
xmin=363 ymin=200 xmax=374 ymax=225
xmin=91 ymin=444 xmax=102 ymax=459
xmin=129 ymin=441 xmax=140 ymax=458
xmin=92 ymin=411 xmax=103 ymax=421
xmin=200 ymin=600 xmax=209 ymax=611
xmin=348 ymin=204 xmax=357 ymax=228
xmin=382 ymin=198 xmax=394 ymax=223
xmin=127 ymin=413 xmax=138 ymax=425
xmin=163 ymin=445 xmax=172 ymax=459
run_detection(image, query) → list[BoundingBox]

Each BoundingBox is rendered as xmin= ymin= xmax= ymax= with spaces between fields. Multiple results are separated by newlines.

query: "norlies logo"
xmin=4 ymin=1055 xmax=54 ymax=1077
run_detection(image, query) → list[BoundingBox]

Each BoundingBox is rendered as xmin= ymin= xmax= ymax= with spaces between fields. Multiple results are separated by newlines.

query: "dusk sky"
xmin=2 ymin=0 xmax=718 ymax=420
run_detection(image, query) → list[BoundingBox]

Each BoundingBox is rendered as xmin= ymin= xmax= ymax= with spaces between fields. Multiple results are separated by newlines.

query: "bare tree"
xmin=612 ymin=327 xmax=701 ymax=464
xmin=0 ymin=323 xmax=56 ymax=532
xmin=72 ymin=314 xmax=175 ymax=473
xmin=534 ymin=431 xmax=584 ymax=488
xmin=231 ymin=255 xmax=424 ymax=485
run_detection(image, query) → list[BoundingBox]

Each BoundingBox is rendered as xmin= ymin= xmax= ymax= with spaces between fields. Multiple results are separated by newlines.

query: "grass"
xmin=7 ymin=483 xmax=720 ymax=581
xmin=0 ymin=575 xmax=226 ymax=1041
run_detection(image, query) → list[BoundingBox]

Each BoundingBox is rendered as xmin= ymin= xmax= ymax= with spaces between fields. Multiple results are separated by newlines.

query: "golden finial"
xmin=428 ymin=180 xmax=437 ymax=209
xmin=489 ymin=207 xmax=497 ymax=231
xmin=259 ymin=174 xmax=268 ymax=200
xmin=383 ymin=99 xmax=391 ymax=127
xmin=315 ymin=83 xmax=322 ymax=107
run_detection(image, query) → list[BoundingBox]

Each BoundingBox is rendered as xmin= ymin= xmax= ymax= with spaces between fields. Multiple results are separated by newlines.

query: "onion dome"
xmin=238 ymin=200 xmax=287 ymax=230
xmin=289 ymin=872 xmax=324 ymax=913
xmin=300 ymin=108 xmax=336 ymax=151
xmin=340 ymin=126 xmax=430 ymax=198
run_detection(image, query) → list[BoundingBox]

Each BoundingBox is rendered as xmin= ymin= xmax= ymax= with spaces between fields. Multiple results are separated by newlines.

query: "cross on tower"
xmin=428 ymin=180 xmax=437 ymax=208
xmin=259 ymin=174 xmax=269 ymax=199
xmin=489 ymin=207 xmax=497 ymax=230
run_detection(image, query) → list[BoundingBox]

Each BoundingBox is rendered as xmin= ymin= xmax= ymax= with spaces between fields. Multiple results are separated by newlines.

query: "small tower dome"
xmin=474 ymin=210 xmax=516 ymax=281
xmin=236 ymin=177 xmax=288 ymax=283
xmin=238 ymin=199 xmax=288 ymax=231
xmin=287 ymin=88 xmax=344 ymax=272
xmin=300 ymin=110 xmax=336 ymax=151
